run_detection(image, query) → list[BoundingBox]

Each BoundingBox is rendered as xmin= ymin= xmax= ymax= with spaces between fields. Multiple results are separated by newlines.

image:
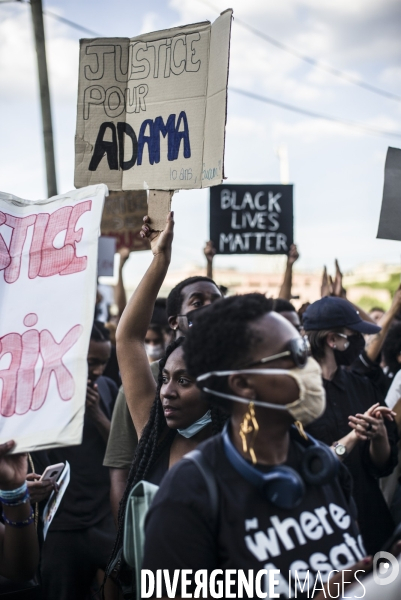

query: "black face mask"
xmin=333 ymin=333 xmax=366 ymax=367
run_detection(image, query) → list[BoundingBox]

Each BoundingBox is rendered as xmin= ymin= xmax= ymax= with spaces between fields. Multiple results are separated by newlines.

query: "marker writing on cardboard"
xmin=0 ymin=201 xmax=92 ymax=283
xmin=84 ymin=35 xmax=202 ymax=84
xmin=0 ymin=314 xmax=82 ymax=417
xmin=88 ymin=112 xmax=191 ymax=172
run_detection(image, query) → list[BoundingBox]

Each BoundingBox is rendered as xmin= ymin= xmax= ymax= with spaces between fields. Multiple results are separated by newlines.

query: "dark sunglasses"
xmin=243 ymin=336 xmax=309 ymax=369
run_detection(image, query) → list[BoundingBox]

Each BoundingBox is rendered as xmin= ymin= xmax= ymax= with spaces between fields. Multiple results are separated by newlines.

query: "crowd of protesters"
xmin=2 ymin=212 xmax=401 ymax=600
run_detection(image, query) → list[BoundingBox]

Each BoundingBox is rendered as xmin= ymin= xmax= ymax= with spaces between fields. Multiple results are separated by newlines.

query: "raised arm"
xmin=321 ymin=266 xmax=333 ymax=298
xmin=203 ymin=240 xmax=216 ymax=280
xmin=333 ymin=259 xmax=376 ymax=324
xmin=0 ymin=441 xmax=39 ymax=581
xmin=279 ymin=244 xmax=299 ymax=300
xmin=116 ymin=212 xmax=174 ymax=437
xmin=115 ymin=247 xmax=130 ymax=320
xmin=365 ymin=287 xmax=401 ymax=362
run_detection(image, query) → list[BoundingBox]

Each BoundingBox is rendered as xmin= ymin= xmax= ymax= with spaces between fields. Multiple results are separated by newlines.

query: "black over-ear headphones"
xmin=222 ymin=423 xmax=339 ymax=510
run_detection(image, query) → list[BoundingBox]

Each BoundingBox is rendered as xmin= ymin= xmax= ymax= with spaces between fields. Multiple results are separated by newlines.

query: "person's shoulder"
xmin=97 ymin=375 xmax=119 ymax=397
xmin=112 ymin=386 xmax=127 ymax=413
xmin=196 ymin=432 xmax=224 ymax=459
xmin=340 ymin=364 xmax=376 ymax=389
xmin=152 ymin=434 xmax=224 ymax=507
xmin=385 ymin=369 xmax=401 ymax=409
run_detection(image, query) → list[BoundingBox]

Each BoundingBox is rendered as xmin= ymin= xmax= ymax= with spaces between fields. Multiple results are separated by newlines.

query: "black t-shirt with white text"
xmin=143 ymin=434 xmax=363 ymax=599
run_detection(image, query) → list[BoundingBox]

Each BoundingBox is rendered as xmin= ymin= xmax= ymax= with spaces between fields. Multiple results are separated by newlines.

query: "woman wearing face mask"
xmin=142 ymin=294 xmax=370 ymax=599
xmin=144 ymin=324 xmax=165 ymax=363
xmin=107 ymin=212 xmax=227 ymax=592
xmin=303 ymin=296 xmax=399 ymax=555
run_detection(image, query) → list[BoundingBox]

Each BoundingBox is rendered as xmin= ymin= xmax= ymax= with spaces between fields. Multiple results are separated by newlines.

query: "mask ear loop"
xmin=239 ymin=402 xmax=259 ymax=464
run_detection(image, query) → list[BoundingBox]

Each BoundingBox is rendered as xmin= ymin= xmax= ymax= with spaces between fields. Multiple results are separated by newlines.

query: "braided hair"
xmin=105 ymin=336 xmax=227 ymax=584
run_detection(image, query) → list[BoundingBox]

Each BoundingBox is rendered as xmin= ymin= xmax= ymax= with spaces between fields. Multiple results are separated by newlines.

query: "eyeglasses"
xmin=336 ymin=332 xmax=364 ymax=349
xmin=242 ymin=337 xmax=309 ymax=369
xmin=177 ymin=305 xmax=212 ymax=328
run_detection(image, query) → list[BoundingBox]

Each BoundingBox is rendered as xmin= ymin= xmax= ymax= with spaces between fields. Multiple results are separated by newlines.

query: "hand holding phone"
xmin=27 ymin=473 xmax=55 ymax=503
xmin=39 ymin=463 xmax=65 ymax=484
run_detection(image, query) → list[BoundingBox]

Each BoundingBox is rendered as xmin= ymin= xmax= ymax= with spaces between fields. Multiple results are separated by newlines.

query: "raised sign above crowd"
xmin=0 ymin=185 xmax=106 ymax=452
xmin=75 ymin=10 xmax=232 ymax=191
xmin=210 ymin=183 xmax=294 ymax=255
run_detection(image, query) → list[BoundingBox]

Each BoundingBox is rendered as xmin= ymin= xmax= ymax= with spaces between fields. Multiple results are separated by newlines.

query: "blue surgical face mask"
xmin=177 ymin=410 xmax=212 ymax=438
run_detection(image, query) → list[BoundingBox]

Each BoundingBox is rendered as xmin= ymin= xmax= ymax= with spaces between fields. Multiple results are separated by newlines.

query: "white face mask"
xmin=145 ymin=343 xmax=164 ymax=361
xmin=196 ymin=357 xmax=326 ymax=426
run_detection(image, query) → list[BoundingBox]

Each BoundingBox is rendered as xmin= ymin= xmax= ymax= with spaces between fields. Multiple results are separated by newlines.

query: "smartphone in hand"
xmin=40 ymin=463 xmax=65 ymax=484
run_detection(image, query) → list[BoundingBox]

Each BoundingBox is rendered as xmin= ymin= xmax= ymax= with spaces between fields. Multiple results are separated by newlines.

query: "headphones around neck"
xmin=222 ymin=423 xmax=339 ymax=510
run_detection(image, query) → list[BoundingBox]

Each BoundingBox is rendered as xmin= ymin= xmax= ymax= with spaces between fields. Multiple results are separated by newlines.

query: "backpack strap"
xmin=183 ymin=449 xmax=219 ymax=521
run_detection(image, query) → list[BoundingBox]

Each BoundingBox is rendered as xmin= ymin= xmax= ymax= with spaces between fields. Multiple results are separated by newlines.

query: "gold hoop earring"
xmin=239 ymin=402 xmax=259 ymax=464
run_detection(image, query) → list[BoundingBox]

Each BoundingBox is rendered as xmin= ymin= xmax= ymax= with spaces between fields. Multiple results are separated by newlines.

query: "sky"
xmin=0 ymin=0 xmax=400 ymax=283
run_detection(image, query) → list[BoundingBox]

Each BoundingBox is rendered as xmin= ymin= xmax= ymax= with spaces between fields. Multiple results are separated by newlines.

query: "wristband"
xmin=2 ymin=506 xmax=34 ymax=528
xmin=0 ymin=490 xmax=30 ymax=506
xmin=0 ymin=482 xmax=28 ymax=500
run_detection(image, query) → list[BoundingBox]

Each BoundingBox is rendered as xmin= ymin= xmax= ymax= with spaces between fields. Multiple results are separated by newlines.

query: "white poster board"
xmin=75 ymin=9 xmax=232 ymax=191
xmin=0 ymin=184 xmax=107 ymax=453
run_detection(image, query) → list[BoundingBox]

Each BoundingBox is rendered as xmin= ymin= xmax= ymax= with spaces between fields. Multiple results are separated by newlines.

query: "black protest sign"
xmin=210 ymin=184 xmax=293 ymax=255
xmin=377 ymin=147 xmax=401 ymax=241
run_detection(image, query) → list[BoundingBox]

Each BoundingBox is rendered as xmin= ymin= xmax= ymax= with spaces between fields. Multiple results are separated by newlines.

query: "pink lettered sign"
xmin=0 ymin=184 xmax=107 ymax=452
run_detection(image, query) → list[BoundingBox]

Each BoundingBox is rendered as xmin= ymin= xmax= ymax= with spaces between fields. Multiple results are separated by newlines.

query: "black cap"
xmin=303 ymin=297 xmax=381 ymax=334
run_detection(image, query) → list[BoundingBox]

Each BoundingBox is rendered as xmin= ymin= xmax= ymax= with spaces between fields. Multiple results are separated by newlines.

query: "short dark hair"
xmin=298 ymin=302 xmax=311 ymax=322
xmin=151 ymin=298 xmax=168 ymax=327
xmin=382 ymin=323 xmax=401 ymax=375
xmin=306 ymin=327 xmax=345 ymax=360
xmin=183 ymin=294 xmax=274 ymax=401
xmin=146 ymin=323 xmax=164 ymax=339
xmin=166 ymin=276 xmax=218 ymax=318
xmin=370 ymin=306 xmax=385 ymax=314
xmin=91 ymin=320 xmax=110 ymax=342
xmin=273 ymin=298 xmax=296 ymax=313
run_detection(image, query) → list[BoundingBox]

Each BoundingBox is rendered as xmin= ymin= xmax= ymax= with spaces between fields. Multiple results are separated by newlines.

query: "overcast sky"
xmin=0 ymin=0 xmax=400 ymax=281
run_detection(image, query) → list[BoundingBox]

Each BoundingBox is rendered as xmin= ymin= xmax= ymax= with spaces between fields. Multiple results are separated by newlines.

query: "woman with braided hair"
xmin=106 ymin=212 xmax=226 ymax=595
xmin=115 ymin=211 xmax=223 ymax=442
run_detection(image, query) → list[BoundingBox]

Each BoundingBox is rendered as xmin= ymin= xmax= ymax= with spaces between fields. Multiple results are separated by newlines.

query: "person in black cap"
xmin=303 ymin=295 xmax=400 ymax=555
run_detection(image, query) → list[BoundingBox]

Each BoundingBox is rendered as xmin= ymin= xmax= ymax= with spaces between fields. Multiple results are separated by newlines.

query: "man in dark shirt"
xmin=41 ymin=322 xmax=118 ymax=600
xmin=303 ymin=297 xmax=399 ymax=554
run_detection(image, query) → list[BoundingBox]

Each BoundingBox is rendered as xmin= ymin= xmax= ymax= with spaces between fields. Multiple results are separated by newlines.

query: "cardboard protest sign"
xmin=148 ymin=190 xmax=173 ymax=231
xmin=98 ymin=236 xmax=116 ymax=276
xmin=377 ymin=147 xmax=401 ymax=241
xmin=100 ymin=190 xmax=149 ymax=251
xmin=0 ymin=185 xmax=106 ymax=453
xmin=210 ymin=184 xmax=294 ymax=254
xmin=75 ymin=9 xmax=232 ymax=191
